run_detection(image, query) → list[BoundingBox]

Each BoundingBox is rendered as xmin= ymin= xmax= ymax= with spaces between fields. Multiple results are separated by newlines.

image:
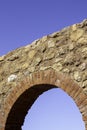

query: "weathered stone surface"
xmin=8 ymin=74 xmax=17 ymax=82
xmin=0 ymin=56 xmax=4 ymax=61
xmin=0 ymin=19 xmax=87 ymax=130
xmin=79 ymin=63 xmax=87 ymax=70
xmin=74 ymin=71 xmax=82 ymax=82
xmin=43 ymin=48 xmax=55 ymax=60
xmin=70 ymin=29 xmax=84 ymax=41
xmin=0 ymin=20 xmax=87 ymax=92
xmin=0 ymin=19 xmax=87 ymax=95
xmin=47 ymin=39 xmax=55 ymax=48
xmin=28 ymin=49 xmax=36 ymax=59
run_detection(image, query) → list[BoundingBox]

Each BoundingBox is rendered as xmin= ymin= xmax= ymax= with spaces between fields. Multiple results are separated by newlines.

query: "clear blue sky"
xmin=0 ymin=0 xmax=86 ymax=129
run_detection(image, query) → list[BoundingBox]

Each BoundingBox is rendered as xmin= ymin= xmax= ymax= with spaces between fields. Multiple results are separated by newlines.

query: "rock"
xmin=70 ymin=29 xmax=84 ymax=41
xmin=28 ymin=50 xmax=36 ymax=59
xmin=64 ymin=52 xmax=74 ymax=65
xmin=7 ymin=55 xmax=19 ymax=61
xmin=69 ymin=43 xmax=74 ymax=50
xmin=58 ymin=47 xmax=67 ymax=55
xmin=54 ymin=58 xmax=62 ymax=63
xmin=8 ymin=74 xmax=17 ymax=82
xmin=22 ymin=63 xmax=29 ymax=69
xmin=52 ymin=63 xmax=63 ymax=71
xmin=0 ymin=56 xmax=4 ymax=62
xmin=72 ymin=24 xmax=77 ymax=31
xmin=47 ymin=40 xmax=55 ymax=48
xmin=43 ymin=48 xmax=55 ymax=60
xmin=41 ymin=36 xmax=48 ymax=42
xmin=78 ymin=37 xmax=87 ymax=44
xmin=79 ymin=63 xmax=87 ymax=70
xmin=37 ymin=43 xmax=46 ymax=52
xmin=81 ymin=19 xmax=87 ymax=27
xmin=40 ymin=66 xmax=51 ymax=70
xmin=82 ymin=47 xmax=87 ymax=52
xmin=28 ymin=66 xmax=35 ymax=72
xmin=74 ymin=71 xmax=81 ymax=82
xmin=82 ymin=71 xmax=87 ymax=81
xmin=49 ymin=32 xmax=58 ymax=38
xmin=63 ymin=68 xmax=70 ymax=73
xmin=34 ymin=56 xmax=42 ymax=65
xmin=82 ymin=80 xmax=87 ymax=88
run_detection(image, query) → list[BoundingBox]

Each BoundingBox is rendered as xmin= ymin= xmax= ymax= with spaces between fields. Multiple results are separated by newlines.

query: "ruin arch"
xmin=4 ymin=69 xmax=87 ymax=130
xmin=0 ymin=20 xmax=87 ymax=130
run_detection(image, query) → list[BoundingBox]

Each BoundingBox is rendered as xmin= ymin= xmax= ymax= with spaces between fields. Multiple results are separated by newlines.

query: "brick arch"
xmin=0 ymin=20 xmax=87 ymax=130
xmin=3 ymin=69 xmax=87 ymax=130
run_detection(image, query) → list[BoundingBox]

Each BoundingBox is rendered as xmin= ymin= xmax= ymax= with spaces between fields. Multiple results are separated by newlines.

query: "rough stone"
xmin=8 ymin=74 xmax=17 ymax=82
xmin=52 ymin=63 xmax=63 ymax=71
xmin=64 ymin=52 xmax=74 ymax=65
xmin=34 ymin=56 xmax=42 ymax=65
xmin=69 ymin=43 xmax=74 ymax=50
xmin=47 ymin=39 xmax=55 ymax=48
xmin=28 ymin=50 xmax=36 ymax=59
xmin=63 ymin=68 xmax=70 ymax=73
xmin=43 ymin=48 xmax=55 ymax=60
xmin=7 ymin=54 xmax=19 ymax=61
xmin=82 ymin=71 xmax=87 ymax=81
xmin=82 ymin=47 xmax=87 ymax=52
xmin=22 ymin=63 xmax=29 ymax=69
xmin=71 ymin=24 xmax=77 ymax=31
xmin=70 ymin=29 xmax=84 ymax=41
xmin=82 ymin=80 xmax=87 ymax=88
xmin=0 ymin=56 xmax=4 ymax=62
xmin=0 ymin=19 xmax=87 ymax=130
xmin=74 ymin=71 xmax=82 ymax=82
xmin=80 ymin=63 xmax=87 ymax=70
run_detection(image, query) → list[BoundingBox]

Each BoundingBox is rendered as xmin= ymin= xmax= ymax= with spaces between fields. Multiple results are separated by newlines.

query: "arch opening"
xmin=5 ymin=84 xmax=85 ymax=130
xmin=22 ymin=88 xmax=85 ymax=130
xmin=5 ymin=84 xmax=56 ymax=130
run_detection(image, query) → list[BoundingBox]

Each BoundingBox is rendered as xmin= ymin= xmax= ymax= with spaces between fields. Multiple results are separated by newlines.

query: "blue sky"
xmin=0 ymin=0 xmax=86 ymax=129
xmin=22 ymin=88 xmax=85 ymax=130
xmin=0 ymin=0 xmax=87 ymax=56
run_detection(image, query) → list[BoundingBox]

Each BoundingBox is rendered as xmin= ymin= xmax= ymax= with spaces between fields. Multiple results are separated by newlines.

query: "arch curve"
xmin=0 ymin=20 xmax=87 ymax=130
xmin=4 ymin=69 xmax=87 ymax=130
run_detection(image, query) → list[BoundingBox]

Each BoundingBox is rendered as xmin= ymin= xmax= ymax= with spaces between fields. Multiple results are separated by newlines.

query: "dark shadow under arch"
xmin=5 ymin=84 xmax=57 ymax=130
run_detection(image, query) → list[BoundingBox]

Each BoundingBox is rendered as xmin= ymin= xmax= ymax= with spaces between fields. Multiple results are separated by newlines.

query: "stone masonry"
xmin=0 ymin=19 xmax=87 ymax=130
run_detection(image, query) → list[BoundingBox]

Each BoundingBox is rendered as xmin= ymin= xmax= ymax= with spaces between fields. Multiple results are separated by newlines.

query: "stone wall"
xmin=0 ymin=19 xmax=87 ymax=130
